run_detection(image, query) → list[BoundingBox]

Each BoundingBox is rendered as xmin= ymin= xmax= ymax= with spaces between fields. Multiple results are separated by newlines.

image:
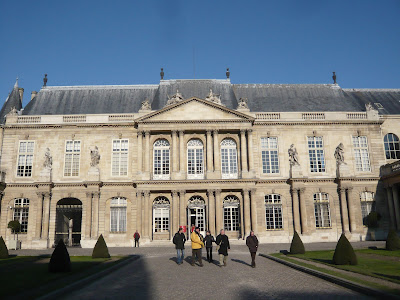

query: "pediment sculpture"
xmin=140 ymin=98 xmax=152 ymax=111
xmin=166 ymin=89 xmax=184 ymax=106
xmin=205 ymin=89 xmax=222 ymax=105
xmin=237 ymin=98 xmax=249 ymax=110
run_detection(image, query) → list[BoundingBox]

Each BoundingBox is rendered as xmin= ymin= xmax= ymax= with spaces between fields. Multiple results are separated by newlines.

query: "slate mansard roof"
xmin=3 ymin=79 xmax=400 ymax=119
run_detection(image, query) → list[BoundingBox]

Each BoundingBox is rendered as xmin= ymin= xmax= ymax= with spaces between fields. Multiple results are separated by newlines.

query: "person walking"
xmin=173 ymin=227 xmax=186 ymax=265
xmin=216 ymin=229 xmax=230 ymax=267
xmin=191 ymin=226 xmax=204 ymax=267
xmin=246 ymin=230 xmax=259 ymax=268
xmin=133 ymin=230 xmax=140 ymax=247
xmin=203 ymin=230 xmax=216 ymax=263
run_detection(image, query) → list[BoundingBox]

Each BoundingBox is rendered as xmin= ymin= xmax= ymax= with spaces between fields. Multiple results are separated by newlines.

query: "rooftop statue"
xmin=288 ymin=144 xmax=300 ymax=166
xmin=332 ymin=71 xmax=337 ymax=84
xmin=365 ymin=102 xmax=374 ymax=111
xmin=205 ymin=89 xmax=222 ymax=105
xmin=8 ymin=106 xmax=18 ymax=116
xmin=43 ymin=74 xmax=48 ymax=87
xmin=226 ymin=68 xmax=230 ymax=79
xmin=166 ymin=89 xmax=184 ymax=106
xmin=140 ymin=98 xmax=151 ymax=111
xmin=160 ymin=68 xmax=164 ymax=80
xmin=90 ymin=146 xmax=101 ymax=167
xmin=237 ymin=98 xmax=249 ymax=110
xmin=334 ymin=143 xmax=345 ymax=164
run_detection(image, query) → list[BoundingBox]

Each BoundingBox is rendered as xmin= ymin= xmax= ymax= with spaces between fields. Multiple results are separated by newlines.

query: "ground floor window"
xmin=110 ymin=197 xmax=127 ymax=232
xmin=223 ymin=196 xmax=240 ymax=231
xmin=13 ymin=198 xmax=30 ymax=233
xmin=314 ymin=193 xmax=331 ymax=228
xmin=360 ymin=191 xmax=375 ymax=226
xmin=153 ymin=197 xmax=170 ymax=233
xmin=265 ymin=194 xmax=283 ymax=230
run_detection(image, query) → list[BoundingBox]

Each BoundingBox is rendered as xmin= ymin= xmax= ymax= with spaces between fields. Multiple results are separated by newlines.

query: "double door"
xmin=187 ymin=207 xmax=205 ymax=238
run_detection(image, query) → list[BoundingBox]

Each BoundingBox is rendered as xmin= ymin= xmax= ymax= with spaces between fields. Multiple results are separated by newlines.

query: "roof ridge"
xmin=343 ymin=88 xmax=400 ymax=92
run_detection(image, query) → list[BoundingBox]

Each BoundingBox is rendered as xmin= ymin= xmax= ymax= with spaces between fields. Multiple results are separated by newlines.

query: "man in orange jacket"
xmin=190 ymin=227 xmax=204 ymax=267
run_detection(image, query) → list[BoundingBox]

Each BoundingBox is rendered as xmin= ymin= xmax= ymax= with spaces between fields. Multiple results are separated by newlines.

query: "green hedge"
xmin=333 ymin=234 xmax=357 ymax=265
xmin=290 ymin=231 xmax=305 ymax=254
xmin=92 ymin=234 xmax=110 ymax=259
xmin=48 ymin=240 xmax=71 ymax=272
xmin=386 ymin=230 xmax=400 ymax=251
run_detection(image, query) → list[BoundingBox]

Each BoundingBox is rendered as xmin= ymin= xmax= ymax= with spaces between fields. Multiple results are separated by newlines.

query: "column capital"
xmin=346 ymin=187 xmax=354 ymax=192
xmin=144 ymin=131 xmax=150 ymax=136
xmin=240 ymin=129 xmax=246 ymax=135
xmin=250 ymin=188 xmax=256 ymax=194
xmin=338 ymin=187 xmax=347 ymax=193
xmin=136 ymin=191 xmax=143 ymax=197
xmin=86 ymin=192 xmax=93 ymax=198
xmin=92 ymin=191 xmax=101 ymax=197
xmin=178 ymin=190 xmax=186 ymax=195
xmin=206 ymin=130 xmax=212 ymax=135
xmin=299 ymin=188 xmax=306 ymax=194
xmin=214 ymin=189 xmax=222 ymax=195
xmin=137 ymin=130 xmax=144 ymax=137
xmin=212 ymin=129 xmax=219 ymax=134
xmin=178 ymin=130 xmax=184 ymax=135
xmin=36 ymin=191 xmax=44 ymax=197
xmin=207 ymin=189 xmax=216 ymax=195
xmin=247 ymin=129 xmax=253 ymax=134
xmin=171 ymin=130 xmax=178 ymax=135
xmin=172 ymin=191 xmax=179 ymax=197
xmin=243 ymin=188 xmax=250 ymax=193
xmin=143 ymin=191 xmax=151 ymax=197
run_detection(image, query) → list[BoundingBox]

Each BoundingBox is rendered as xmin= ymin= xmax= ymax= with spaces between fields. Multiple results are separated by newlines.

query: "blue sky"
xmin=1 ymin=0 xmax=399 ymax=106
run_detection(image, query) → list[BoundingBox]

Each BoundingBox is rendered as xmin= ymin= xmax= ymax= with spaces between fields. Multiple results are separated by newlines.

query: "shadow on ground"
xmin=238 ymin=289 xmax=364 ymax=300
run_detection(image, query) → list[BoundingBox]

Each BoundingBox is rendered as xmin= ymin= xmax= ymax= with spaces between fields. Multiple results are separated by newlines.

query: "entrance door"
xmin=187 ymin=207 xmax=205 ymax=238
xmin=55 ymin=198 xmax=82 ymax=246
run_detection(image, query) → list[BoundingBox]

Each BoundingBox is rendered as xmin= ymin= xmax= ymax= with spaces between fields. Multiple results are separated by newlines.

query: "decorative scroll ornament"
xmin=166 ymin=89 xmax=184 ymax=106
xmin=288 ymin=144 xmax=300 ymax=166
xmin=205 ymin=89 xmax=222 ymax=105
xmin=223 ymin=195 xmax=240 ymax=207
xmin=140 ymin=98 xmax=151 ymax=111
xmin=188 ymin=196 xmax=205 ymax=208
xmin=90 ymin=146 xmax=101 ymax=167
xmin=237 ymin=98 xmax=249 ymax=110
xmin=43 ymin=148 xmax=53 ymax=169
xmin=153 ymin=196 xmax=170 ymax=208
xmin=334 ymin=143 xmax=345 ymax=165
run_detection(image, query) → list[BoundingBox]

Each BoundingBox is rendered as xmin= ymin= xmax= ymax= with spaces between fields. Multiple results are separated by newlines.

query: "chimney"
xmin=31 ymin=91 xmax=37 ymax=101
xmin=18 ymin=88 xmax=24 ymax=102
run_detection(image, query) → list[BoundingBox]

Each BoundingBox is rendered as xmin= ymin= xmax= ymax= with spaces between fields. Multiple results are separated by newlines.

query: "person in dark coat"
xmin=173 ymin=228 xmax=186 ymax=265
xmin=246 ymin=230 xmax=259 ymax=268
xmin=216 ymin=229 xmax=230 ymax=267
xmin=133 ymin=230 xmax=140 ymax=247
xmin=203 ymin=230 xmax=216 ymax=263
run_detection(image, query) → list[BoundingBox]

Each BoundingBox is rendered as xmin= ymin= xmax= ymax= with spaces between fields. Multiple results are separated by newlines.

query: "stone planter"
xmin=8 ymin=239 xmax=21 ymax=250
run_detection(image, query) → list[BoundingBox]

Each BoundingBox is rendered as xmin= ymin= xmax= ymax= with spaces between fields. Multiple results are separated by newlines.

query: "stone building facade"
xmin=0 ymin=78 xmax=399 ymax=248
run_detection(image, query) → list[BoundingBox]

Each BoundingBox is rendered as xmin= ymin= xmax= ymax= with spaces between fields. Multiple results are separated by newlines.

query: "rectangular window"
xmin=361 ymin=192 xmax=375 ymax=226
xmin=261 ymin=137 xmax=279 ymax=174
xmin=223 ymin=207 xmax=239 ymax=231
xmin=352 ymin=136 xmax=371 ymax=172
xmin=17 ymin=141 xmax=34 ymax=177
xmin=153 ymin=208 xmax=169 ymax=232
xmin=13 ymin=198 xmax=30 ymax=233
xmin=112 ymin=139 xmax=129 ymax=176
xmin=314 ymin=193 xmax=331 ymax=228
xmin=64 ymin=140 xmax=81 ymax=177
xmin=308 ymin=136 xmax=325 ymax=173
xmin=110 ymin=207 xmax=127 ymax=232
xmin=265 ymin=194 xmax=283 ymax=229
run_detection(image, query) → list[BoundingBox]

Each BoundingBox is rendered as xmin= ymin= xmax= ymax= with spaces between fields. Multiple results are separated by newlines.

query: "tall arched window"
xmin=314 ymin=193 xmax=331 ymax=228
xmin=13 ymin=198 xmax=30 ymax=233
xmin=187 ymin=139 xmax=204 ymax=179
xmin=221 ymin=138 xmax=238 ymax=179
xmin=188 ymin=196 xmax=206 ymax=232
xmin=153 ymin=197 xmax=170 ymax=233
xmin=360 ymin=192 xmax=375 ymax=226
xmin=265 ymin=194 xmax=283 ymax=230
xmin=110 ymin=197 xmax=127 ymax=232
xmin=384 ymin=133 xmax=400 ymax=159
xmin=223 ymin=196 xmax=240 ymax=231
xmin=153 ymin=139 xmax=170 ymax=180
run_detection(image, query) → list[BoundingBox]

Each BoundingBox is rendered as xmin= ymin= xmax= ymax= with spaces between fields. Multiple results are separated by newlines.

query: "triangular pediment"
xmin=137 ymin=98 xmax=253 ymax=122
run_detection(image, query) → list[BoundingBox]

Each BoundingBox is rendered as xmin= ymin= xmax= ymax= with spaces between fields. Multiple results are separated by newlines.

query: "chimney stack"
xmin=31 ymin=91 xmax=37 ymax=101
xmin=18 ymin=88 xmax=24 ymax=102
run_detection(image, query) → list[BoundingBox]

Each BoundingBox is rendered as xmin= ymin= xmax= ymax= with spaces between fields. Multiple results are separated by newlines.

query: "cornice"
xmin=135 ymin=179 xmax=257 ymax=185
xmin=254 ymin=121 xmax=383 ymax=126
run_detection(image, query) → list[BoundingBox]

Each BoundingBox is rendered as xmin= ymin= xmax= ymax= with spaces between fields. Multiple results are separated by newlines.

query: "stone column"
xmin=386 ymin=186 xmax=396 ymax=229
xmin=239 ymin=194 xmax=244 ymax=239
xmin=339 ymin=188 xmax=350 ymax=233
xmin=172 ymin=131 xmax=178 ymax=173
xmin=179 ymin=190 xmax=186 ymax=229
xmin=291 ymin=189 xmax=301 ymax=233
xmin=243 ymin=189 xmax=251 ymax=235
xmin=143 ymin=191 xmax=151 ymax=239
xmin=215 ymin=190 xmax=222 ymax=233
xmin=144 ymin=131 xmax=150 ymax=173
xmin=179 ymin=131 xmax=185 ymax=174
xmin=240 ymin=130 xmax=248 ymax=173
xmin=92 ymin=192 xmax=100 ymax=238
xmin=42 ymin=192 xmax=51 ymax=240
xmin=247 ymin=129 xmax=254 ymax=172
xmin=136 ymin=191 xmax=142 ymax=234
xmin=213 ymin=130 xmax=220 ymax=173
xmin=85 ymin=192 xmax=93 ymax=239
xmin=346 ymin=188 xmax=357 ymax=233
xmin=392 ymin=185 xmax=400 ymax=230
xmin=48 ymin=195 xmax=57 ymax=245
xmin=206 ymin=130 xmax=213 ymax=174
xmin=137 ymin=131 xmax=143 ymax=173
xmin=207 ymin=190 xmax=216 ymax=236
xmin=172 ymin=191 xmax=179 ymax=233
xmin=36 ymin=192 xmax=44 ymax=238
xmin=250 ymin=189 xmax=257 ymax=232
xmin=299 ymin=188 xmax=308 ymax=234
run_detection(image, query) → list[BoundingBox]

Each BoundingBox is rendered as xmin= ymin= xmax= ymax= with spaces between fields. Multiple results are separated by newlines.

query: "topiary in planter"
xmin=386 ymin=230 xmax=400 ymax=251
xmin=48 ymin=240 xmax=71 ymax=272
xmin=92 ymin=234 xmax=110 ymax=258
xmin=290 ymin=231 xmax=305 ymax=254
xmin=333 ymin=234 xmax=357 ymax=265
xmin=0 ymin=236 xmax=9 ymax=259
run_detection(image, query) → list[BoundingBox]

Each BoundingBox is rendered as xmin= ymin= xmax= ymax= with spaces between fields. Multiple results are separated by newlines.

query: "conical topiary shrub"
xmin=48 ymin=240 xmax=71 ymax=272
xmin=290 ymin=231 xmax=305 ymax=254
xmin=92 ymin=234 xmax=110 ymax=258
xmin=0 ymin=236 xmax=9 ymax=259
xmin=386 ymin=230 xmax=400 ymax=251
xmin=333 ymin=234 xmax=357 ymax=265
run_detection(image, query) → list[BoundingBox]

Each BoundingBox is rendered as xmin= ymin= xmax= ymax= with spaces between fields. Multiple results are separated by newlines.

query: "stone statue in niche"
xmin=90 ymin=146 xmax=100 ymax=167
xmin=334 ymin=143 xmax=345 ymax=164
xmin=288 ymin=144 xmax=300 ymax=166
xmin=140 ymin=98 xmax=151 ymax=110
xmin=166 ymin=89 xmax=184 ymax=106
xmin=237 ymin=98 xmax=249 ymax=109
xmin=205 ymin=89 xmax=222 ymax=105
xmin=43 ymin=148 xmax=52 ymax=169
